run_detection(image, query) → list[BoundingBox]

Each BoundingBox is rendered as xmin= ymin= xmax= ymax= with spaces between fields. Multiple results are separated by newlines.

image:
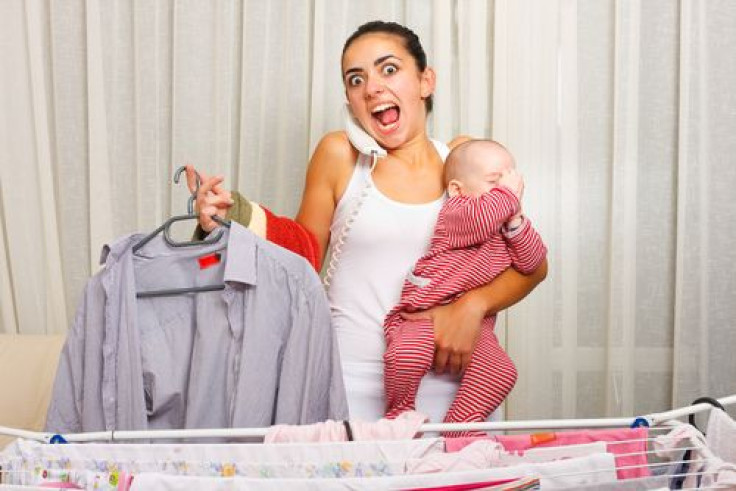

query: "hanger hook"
xmin=688 ymin=396 xmax=725 ymax=432
xmin=173 ymin=165 xmax=201 ymax=215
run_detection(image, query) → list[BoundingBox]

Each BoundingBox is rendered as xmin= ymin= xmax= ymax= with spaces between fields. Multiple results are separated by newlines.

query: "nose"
xmin=364 ymin=76 xmax=385 ymax=98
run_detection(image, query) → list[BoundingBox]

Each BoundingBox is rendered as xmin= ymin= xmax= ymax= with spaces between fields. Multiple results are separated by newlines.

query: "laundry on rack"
xmin=0 ymin=437 xmax=444 ymax=485
xmin=654 ymin=418 xmax=736 ymax=489
xmin=264 ymin=410 xmax=428 ymax=443
xmin=404 ymin=440 xmax=609 ymax=474
xmin=45 ymin=222 xmax=348 ymax=435
xmin=0 ymin=439 xmax=616 ymax=489
xmin=444 ymin=427 xmax=651 ymax=480
xmin=125 ymin=472 xmax=544 ymax=490
xmin=0 ymin=426 xmax=685 ymax=489
xmin=0 ymin=429 xmax=717 ymax=489
xmin=6 ymin=396 xmax=736 ymax=489
xmin=119 ymin=453 xmax=617 ymax=490
xmin=705 ymin=408 xmax=736 ymax=464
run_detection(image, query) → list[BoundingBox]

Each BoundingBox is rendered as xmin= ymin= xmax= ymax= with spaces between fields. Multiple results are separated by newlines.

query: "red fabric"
xmin=405 ymin=478 xmax=523 ymax=491
xmin=262 ymin=206 xmax=322 ymax=272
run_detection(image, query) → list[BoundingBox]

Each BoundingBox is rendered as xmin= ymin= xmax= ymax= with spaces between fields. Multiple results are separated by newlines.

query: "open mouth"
xmin=371 ymin=103 xmax=400 ymax=133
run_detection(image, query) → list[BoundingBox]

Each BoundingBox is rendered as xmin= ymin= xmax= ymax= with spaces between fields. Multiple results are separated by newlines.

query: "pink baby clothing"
xmin=264 ymin=410 xmax=429 ymax=443
xmin=384 ymin=188 xmax=546 ymax=432
xmin=445 ymin=427 xmax=651 ymax=480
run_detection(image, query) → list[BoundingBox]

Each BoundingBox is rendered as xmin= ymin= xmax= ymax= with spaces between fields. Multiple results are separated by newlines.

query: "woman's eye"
xmin=382 ymin=64 xmax=398 ymax=76
xmin=348 ymin=75 xmax=364 ymax=87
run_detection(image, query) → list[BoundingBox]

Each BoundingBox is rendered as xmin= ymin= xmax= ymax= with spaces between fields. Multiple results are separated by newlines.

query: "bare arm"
xmin=295 ymin=132 xmax=358 ymax=266
xmin=187 ymin=132 xmax=355 ymax=267
xmin=402 ymin=246 xmax=548 ymax=376
xmin=433 ymin=258 xmax=547 ymax=374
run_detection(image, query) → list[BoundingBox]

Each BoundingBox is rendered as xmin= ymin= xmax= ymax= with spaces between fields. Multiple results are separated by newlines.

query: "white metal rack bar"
xmin=1 ymin=394 xmax=733 ymax=443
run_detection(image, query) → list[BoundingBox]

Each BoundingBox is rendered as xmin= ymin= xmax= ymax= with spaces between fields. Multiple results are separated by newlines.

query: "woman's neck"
xmin=388 ymin=133 xmax=437 ymax=167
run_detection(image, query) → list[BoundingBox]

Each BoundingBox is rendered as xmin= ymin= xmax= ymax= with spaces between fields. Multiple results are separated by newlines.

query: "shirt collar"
xmin=102 ymin=222 xmax=258 ymax=286
xmin=100 ymin=234 xmax=141 ymax=266
xmin=222 ymin=221 xmax=257 ymax=286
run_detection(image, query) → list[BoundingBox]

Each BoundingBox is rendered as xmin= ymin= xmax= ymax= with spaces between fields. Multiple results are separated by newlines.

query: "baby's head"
xmin=444 ymin=139 xmax=516 ymax=197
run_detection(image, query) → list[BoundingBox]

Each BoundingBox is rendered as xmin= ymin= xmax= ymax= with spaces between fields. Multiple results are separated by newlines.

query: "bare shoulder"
xmin=306 ymin=130 xmax=359 ymax=189
xmin=312 ymin=131 xmax=357 ymax=166
xmin=448 ymin=135 xmax=473 ymax=150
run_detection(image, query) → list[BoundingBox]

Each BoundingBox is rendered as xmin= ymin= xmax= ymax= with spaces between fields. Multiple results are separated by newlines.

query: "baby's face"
xmin=459 ymin=149 xmax=514 ymax=198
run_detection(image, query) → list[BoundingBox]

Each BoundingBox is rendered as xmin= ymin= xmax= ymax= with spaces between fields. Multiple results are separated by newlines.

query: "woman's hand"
xmin=399 ymin=260 xmax=548 ymax=375
xmin=400 ymin=293 xmax=487 ymax=375
xmin=185 ymin=165 xmax=233 ymax=232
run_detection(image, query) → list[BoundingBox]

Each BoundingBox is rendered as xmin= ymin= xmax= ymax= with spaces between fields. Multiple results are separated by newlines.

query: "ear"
xmin=420 ymin=67 xmax=436 ymax=99
xmin=447 ymin=179 xmax=462 ymax=197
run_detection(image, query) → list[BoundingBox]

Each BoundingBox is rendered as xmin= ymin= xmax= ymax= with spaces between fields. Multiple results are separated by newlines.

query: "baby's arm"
xmin=443 ymin=187 xmax=520 ymax=249
xmin=504 ymin=217 xmax=547 ymax=274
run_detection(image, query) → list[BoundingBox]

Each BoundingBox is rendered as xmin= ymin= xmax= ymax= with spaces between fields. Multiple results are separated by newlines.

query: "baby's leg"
xmin=384 ymin=317 xmax=435 ymax=419
xmin=442 ymin=319 xmax=518 ymax=437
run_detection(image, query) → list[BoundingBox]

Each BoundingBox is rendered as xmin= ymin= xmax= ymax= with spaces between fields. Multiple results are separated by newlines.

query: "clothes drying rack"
xmin=1 ymin=394 xmax=734 ymax=443
xmin=2 ymin=396 xmax=735 ymax=490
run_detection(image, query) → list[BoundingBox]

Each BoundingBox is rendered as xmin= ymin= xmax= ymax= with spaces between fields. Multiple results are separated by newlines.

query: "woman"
xmin=189 ymin=21 xmax=547 ymax=423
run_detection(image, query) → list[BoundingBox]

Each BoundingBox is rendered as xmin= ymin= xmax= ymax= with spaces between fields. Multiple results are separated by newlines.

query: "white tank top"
xmin=326 ymin=139 xmax=467 ymax=422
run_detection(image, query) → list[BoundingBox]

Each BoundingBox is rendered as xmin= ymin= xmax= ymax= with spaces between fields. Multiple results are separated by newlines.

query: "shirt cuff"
xmin=502 ymin=215 xmax=528 ymax=239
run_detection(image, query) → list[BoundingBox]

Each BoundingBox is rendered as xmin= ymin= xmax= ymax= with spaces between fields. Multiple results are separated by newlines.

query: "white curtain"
xmin=1 ymin=0 xmax=735 ymax=419
xmin=497 ymin=0 xmax=736 ymax=419
xmin=0 ymin=0 xmax=492 ymax=334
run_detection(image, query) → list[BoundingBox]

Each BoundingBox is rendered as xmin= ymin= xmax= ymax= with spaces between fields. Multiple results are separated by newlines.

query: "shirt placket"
xmin=223 ymin=284 xmax=244 ymax=425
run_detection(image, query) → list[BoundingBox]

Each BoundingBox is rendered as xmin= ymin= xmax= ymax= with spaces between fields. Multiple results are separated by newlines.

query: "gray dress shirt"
xmin=46 ymin=222 xmax=348 ymax=433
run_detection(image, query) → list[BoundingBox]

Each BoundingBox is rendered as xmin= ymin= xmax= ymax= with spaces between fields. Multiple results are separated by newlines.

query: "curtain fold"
xmin=1 ymin=0 xmax=735 ymax=420
xmin=498 ymin=0 xmax=736 ymax=419
xmin=673 ymin=0 xmax=736 ymax=410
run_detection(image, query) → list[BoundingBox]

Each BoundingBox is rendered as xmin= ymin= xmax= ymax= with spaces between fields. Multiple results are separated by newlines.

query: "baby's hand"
xmin=499 ymin=168 xmax=524 ymax=201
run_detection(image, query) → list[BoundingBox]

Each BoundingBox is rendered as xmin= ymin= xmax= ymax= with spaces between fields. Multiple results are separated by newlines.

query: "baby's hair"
xmin=444 ymin=139 xmax=513 ymax=185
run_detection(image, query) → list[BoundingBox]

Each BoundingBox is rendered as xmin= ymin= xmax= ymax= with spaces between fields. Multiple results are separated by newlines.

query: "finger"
xmin=449 ymin=353 xmax=463 ymax=376
xmin=198 ymin=175 xmax=224 ymax=197
xmin=199 ymin=205 xmax=219 ymax=232
xmin=210 ymin=182 xmax=234 ymax=205
xmin=185 ymin=165 xmax=199 ymax=194
xmin=211 ymin=178 xmax=228 ymax=195
xmin=400 ymin=310 xmax=432 ymax=321
xmin=205 ymin=195 xmax=234 ymax=210
xmin=460 ymin=353 xmax=473 ymax=374
xmin=433 ymin=349 xmax=449 ymax=375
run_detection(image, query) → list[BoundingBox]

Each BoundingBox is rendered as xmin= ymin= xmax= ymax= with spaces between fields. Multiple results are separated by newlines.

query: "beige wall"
xmin=0 ymin=334 xmax=65 ymax=449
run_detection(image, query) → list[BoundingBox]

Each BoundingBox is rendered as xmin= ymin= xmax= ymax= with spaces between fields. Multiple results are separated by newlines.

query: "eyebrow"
xmin=344 ymin=54 xmax=401 ymax=77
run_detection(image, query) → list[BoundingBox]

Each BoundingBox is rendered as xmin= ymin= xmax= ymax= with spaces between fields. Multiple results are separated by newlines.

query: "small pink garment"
xmin=406 ymin=440 xmax=507 ymax=474
xmin=265 ymin=410 xmax=428 ymax=443
xmin=445 ymin=427 xmax=650 ymax=480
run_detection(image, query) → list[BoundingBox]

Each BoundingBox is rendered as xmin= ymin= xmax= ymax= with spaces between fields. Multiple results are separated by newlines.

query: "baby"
xmin=382 ymin=139 xmax=547 ymax=434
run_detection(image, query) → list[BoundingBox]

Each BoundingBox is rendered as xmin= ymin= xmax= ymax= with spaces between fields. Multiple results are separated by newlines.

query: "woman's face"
xmin=341 ymin=33 xmax=434 ymax=149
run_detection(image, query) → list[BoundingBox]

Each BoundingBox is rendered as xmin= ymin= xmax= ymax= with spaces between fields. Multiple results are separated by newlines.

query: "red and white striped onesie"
xmin=383 ymin=186 xmax=546 ymax=434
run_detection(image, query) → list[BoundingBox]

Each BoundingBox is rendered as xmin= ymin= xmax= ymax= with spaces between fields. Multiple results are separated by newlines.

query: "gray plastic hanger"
xmin=134 ymin=166 xmax=230 ymax=298
xmin=132 ymin=167 xmax=226 ymax=254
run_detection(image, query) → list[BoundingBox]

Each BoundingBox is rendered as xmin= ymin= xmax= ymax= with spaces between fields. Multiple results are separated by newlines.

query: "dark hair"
xmin=342 ymin=21 xmax=433 ymax=114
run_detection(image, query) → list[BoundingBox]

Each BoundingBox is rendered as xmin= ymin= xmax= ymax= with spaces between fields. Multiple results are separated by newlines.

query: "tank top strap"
xmin=430 ymin=138 xmax=451 ymax=161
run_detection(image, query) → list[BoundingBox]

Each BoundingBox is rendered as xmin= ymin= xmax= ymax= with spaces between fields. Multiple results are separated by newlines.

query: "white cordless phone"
xmin=323 ymin=105 xmax=387 ymax=288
